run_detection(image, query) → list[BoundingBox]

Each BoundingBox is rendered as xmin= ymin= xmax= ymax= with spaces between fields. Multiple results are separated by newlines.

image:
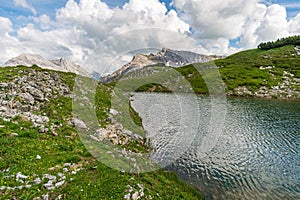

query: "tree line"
xmin=258 ymin=35 xmax=300 ymax=50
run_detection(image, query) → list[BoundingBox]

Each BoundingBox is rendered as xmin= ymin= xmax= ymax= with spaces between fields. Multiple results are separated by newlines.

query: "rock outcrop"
xmin=0 ymin=68 xmax=70 ymax=132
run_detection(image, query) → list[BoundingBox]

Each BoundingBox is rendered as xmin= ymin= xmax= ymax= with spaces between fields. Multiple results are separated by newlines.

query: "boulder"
xmin=19 ymin=93 xmax=35 ymax=105
xmin=0 ymin=83 xmax=8 ymax=88
xmin=73 ymin=118 xmax=88 ymax=129
xmin=27 ymin=87 xmax=44 ymax=101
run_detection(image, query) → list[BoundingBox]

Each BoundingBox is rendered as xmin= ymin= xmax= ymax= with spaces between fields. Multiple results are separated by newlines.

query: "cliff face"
xmin=101 ymin=48 xmax=223 ymax=83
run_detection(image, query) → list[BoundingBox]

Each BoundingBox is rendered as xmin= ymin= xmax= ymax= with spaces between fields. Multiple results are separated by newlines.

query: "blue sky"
xmin=1 ymin=0 xmax=300 ymax=71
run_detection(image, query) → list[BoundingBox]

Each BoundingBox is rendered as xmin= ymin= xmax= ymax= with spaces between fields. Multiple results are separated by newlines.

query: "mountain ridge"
xmin=101 ymin=48 xmax=224 ymax=83
xmin=3 ymin=53 xmax=87 ymax=75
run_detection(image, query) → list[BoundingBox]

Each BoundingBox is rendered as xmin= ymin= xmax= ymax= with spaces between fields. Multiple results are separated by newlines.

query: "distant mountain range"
xmin=3 ymin=53 xmax=87 ymax=75
xmin=101 ymin=48 xmax=224 ymax=83
xmin=3 ymin=48 xmax=224 ymax=82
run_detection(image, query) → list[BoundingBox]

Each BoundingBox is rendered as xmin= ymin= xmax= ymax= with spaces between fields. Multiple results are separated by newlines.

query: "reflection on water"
xmin=131 ymin=93 xmax=300 ymax=200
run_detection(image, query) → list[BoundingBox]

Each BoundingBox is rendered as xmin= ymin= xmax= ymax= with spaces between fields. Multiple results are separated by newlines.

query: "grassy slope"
xmin=180 ymin=45 xmax=300 ymax=93
xmin=216 ymin=45 xmax=300 ymax=91
xmin=0 ymin=66 xmax=202 ymax=199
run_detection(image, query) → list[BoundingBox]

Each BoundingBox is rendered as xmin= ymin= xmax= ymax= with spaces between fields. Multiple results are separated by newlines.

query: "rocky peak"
xmin=3 ymin=54 xmax=86 ymax=75
xmin=4 ymin=53 xmax=58 ymax=70
xmin=101 ymin=53 xmax=157 ymax=83
xmin=50 ymin=57 xmax=82 ymax=74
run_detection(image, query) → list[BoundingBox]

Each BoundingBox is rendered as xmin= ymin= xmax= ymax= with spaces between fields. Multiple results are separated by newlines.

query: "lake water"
xmin=131 ymin=93 xmax=300 ymax=200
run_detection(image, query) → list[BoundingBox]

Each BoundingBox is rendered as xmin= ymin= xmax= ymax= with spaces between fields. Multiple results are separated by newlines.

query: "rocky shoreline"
xmin=229 ymin=69 xmax=300 ymax=100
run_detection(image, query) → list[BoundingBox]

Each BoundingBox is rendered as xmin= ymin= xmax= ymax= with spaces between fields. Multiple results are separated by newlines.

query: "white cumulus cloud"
xmin=0 ymin=17 xmax=13 ymax=36
xmin=1 ymin=0 xmax=201 ymax=72
xmin=289 ymin=13 xmax=300 ymax=34
xmin=255 ymin=4 xmax=289 ymax=42
xmin=0 ymin=17 xmax=24 ymax=63
xmin=173 ymin=0 xmax=300 ymax=53
xmin=174 ymin=0 xmax=260 ymax=39
xmin=2 ymin=0 xmax=300 ymax=72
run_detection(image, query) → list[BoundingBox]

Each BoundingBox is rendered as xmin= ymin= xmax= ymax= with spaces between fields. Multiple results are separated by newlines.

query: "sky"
xmin=1 ymin=0 xmax=300 ymax=73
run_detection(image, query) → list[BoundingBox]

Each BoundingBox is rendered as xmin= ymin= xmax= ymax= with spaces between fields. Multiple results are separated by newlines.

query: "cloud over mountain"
xmin=1 ymin=0 xmax=300 ymax=73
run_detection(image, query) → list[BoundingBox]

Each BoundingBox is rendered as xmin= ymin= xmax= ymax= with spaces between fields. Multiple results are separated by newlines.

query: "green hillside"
xmin=116 ymin=45 xmax=300 ymax=99
xmin=216 ymin=45 xmax=300 ymax=91
xmin=0 ymin=66 xmax=202 ymax=199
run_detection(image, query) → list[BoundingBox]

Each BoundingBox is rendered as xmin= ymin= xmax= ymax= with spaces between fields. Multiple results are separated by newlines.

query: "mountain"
xmin=3 ymin=53 xmax=87 ymax=75
xmin=101 ymin=48 xmax=223 ymax=83
xmin=50 ymin=57 xmax=83 ymax=74
xmin=91 ymin=71 xmax=102 ymax=80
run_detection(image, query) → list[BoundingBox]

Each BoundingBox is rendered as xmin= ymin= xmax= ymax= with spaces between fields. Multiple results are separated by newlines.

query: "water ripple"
xmin=132 ymin=94 xmax=300 ymax=200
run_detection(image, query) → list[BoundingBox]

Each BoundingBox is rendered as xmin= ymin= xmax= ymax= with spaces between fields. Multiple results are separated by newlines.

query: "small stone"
xmin=36 ymin=155 xmax=41 ymax=160
xmin=19 ymin=93 xmax=35 ymax=105
xmin=124 ymin=193 xmax=131 ymax=200
xmin=44 ymin=181 xmax=54 ymax=190
xmin=0 ymin=83 xmax=8 ymax=88
xmin=48 ymin=167 xmax=56 ymax=171
xmin=140 ymin=191 xmax=144 ymax=197
xmin=132 ymin=191 xmax=139 ymax=200
xmin=90 ymin=135 xmax=100 ymax=142
xmin=28 ymin=87 xmax=44 ymax=101
xmin=10 ymin=133 xmax=19 ymax=137
xmin=7 ymin=186 xmax=16 ymax=191
xmin=17 ymin=186 xmax=24 ymax=190
xmin=42 ymin=193 xmax=49 ymax=200
xmin=0 ymin=106 xmax=7 ymax=112
xmin=137 ymin=183 xmax=143 ymax=190
xmin=55 ymin=180 xmax=65 ymax=187
xmin=109 ymin=108 xmax=119 ymax=116
xmin=73 ymin=118 xmax=87 ymax=129
xmin=16 ymin=172 xmax=29 ymax=180
xmin=39 ymin=127 xmax=48 ymax=133
xmin=63 ymin=163 xmax=71 ymax=167
xmin=34 ymin=177 xmax=42 ymax=185
xmin=43 ymin=174 xmax=57 ymax=182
